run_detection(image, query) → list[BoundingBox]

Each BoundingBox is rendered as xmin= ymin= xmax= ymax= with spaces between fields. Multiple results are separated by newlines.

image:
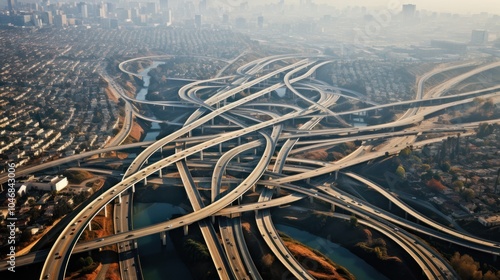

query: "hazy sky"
xmin=312 ymin=0 xmax=500 ymax=15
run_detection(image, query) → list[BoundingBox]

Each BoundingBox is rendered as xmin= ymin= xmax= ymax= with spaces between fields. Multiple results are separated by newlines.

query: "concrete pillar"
xmin=276 ymin=186 xmax=280 ymax=194
xmin=219 ymin=143 xmax=222 ymax=154
xmin=405 ymin=212 xmax=408 ymax=220
xmin=160 ymin=232 xmax=167 ymax=246
xmin=211 ymin=216 xmax=215 ymax=224
xmin=252 ymin=185 xmax=256 ymax=192
xmin=309 ymin=196 xmax=314 ymax=203
xmin=335 ymin=170 xmax=338 ymax=180
xmin=200 ymin=150 xmax=204 ymax=161
xmin=144 ymin=177 xmax=147 ymax=185
xmin=118 ymin=195 xmax=122 ymax=204
xmin=159 ymin=168 xmax=163 ymax=177
xmin=77 ymin=160 xmax=80 ymax=167
xmin=388 ymin=201 xmax=392 ymax=210
xmin=183 ymin=225 xmax=189 ymax=236
xmin=103 ymin=206 xmax=108 ymax=217
xmin=131 ymin=184 xmax=135 ymax=193
xmin=88 ymin=221 xmax=92 ymax=231
xmin=331 ymin=204 xmax=335 ymax=212
xmin=306 ymin=178 xmax=310 ymax=184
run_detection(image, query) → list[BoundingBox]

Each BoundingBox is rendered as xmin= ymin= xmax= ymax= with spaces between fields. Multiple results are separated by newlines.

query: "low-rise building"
xmin=478 ymin=214 xmax=500 ymax=227
xmin=22 ymin=175 xmax=69 ymax=192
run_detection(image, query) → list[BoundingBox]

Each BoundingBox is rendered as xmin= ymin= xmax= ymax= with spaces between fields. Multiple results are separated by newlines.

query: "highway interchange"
xmin=4 ymin=53 xmax=500 ymax=279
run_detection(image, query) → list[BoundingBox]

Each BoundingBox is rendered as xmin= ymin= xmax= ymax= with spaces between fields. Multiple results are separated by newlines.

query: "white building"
xmin=22 ymin=175 xmax=69 ymax=192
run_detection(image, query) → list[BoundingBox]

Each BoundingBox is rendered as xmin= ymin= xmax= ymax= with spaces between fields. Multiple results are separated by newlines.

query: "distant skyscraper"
xmin=146 ymin=2 xmax=157 ymax=14
xmin=98 ymin=3 xmax=106 ymax=18
xmin=199 ymin=0 xmax=207 ymax=12
xmin=54 ymin=13 xmax=67 ymax=27
xmin=40 ymin=11 xmax=53 ymax=25
xmin=195 ymin=14 xmax=201 ymax=28
xmin=165 ymin=9 xmax=172 ymax=26
xmin=7 ymin=0 xmax=16 ymax=13
xmin=471 ymin=30 xmax=488 ymax=45
xmin=159 ymin=0 xmax=168 ymax=12
xmin=257 ymin=15 xmax=264 ymax=29
xmin=79 ymin=2 xmax=88 ymax=18
xmin=402 ymin=4 xmax=416 ymax=18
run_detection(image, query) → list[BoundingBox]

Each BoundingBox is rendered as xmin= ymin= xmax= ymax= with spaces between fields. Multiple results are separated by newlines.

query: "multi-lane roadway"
xmin=22 ymin=55 xmax=500 ymax=280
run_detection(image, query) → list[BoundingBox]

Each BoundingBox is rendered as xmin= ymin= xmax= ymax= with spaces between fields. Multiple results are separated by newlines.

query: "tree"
xmin=441 ymin=161 xmax=451 ymax=173
xmin=399 ymin=147 xmax=411 ymax=157
xmin=395 ymin=165 xmax=406 ymax=179
xmin=450 ymin=252 xmax=483 ymax=280
xmin=452 ymin=180 xmax=464 ymax=191
xmin=462 ymin=188 xmax=475 ymax=202
xmin=84 ymin=256 xmax=93 ymax=266
xmin=350 ymin=215 xmax=358 ymax=227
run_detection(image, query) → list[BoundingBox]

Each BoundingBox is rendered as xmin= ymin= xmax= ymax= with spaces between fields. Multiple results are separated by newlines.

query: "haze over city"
xmin=0 ymin=0 xmax=499 ymax=280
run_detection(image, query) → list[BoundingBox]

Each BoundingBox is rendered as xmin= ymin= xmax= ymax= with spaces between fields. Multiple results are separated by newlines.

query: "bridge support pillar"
xmin=388 ymin=201 xmax=392 ymax=210
xmin=118 ymin=195 xmax=122 ymax=204
xmin=131 ymin=184 xmax=135 ymax=193
xmin=275 ymin=186 xmax=280 ymax=194
xmin=335 ymin=170 xmax=339 ymax=180
xmin=183 ymin=225 xmax=189 ymax=236
xmin=219 ymin=143 xmax=222 ymax=154
xmin=77 ymin=160 xmax=80 ymax=167
xmin=160 ymin=232 xmax=167 ymax=246
xmin=331 ymin=204 xmax=335 ymax=212
xmin=144 ymin=177 xmax=147 ymax=185
xmin=200 ymin=150 xmax=203 ymax=161
xmin=211 ymin=216 xmax=215 ymax=224
xmin=306 ymin=178 xmax=310 ymax=184
xmin=252 ymin=185 xmax=256 ymax=192
xmin=88 ymin=221 xmax=92 ymax=231
xmin=159 ymin=168 xmax=163 ymax=177
xmin=404 ymin=212 xmax=408 ymax=220
xmin=309 ymin=196 xmax=314 ymax=203
xmin=103 ymin=206 xmax=108 ymax=218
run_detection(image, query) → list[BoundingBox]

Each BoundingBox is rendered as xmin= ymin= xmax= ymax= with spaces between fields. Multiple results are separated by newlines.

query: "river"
xmin=135 ymin=61 xmax=163 ymax=139
xmin=276 ymin=224 xmax=389 ymax=280
xmin=133 ymin=203 xmax=192 ymax=280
